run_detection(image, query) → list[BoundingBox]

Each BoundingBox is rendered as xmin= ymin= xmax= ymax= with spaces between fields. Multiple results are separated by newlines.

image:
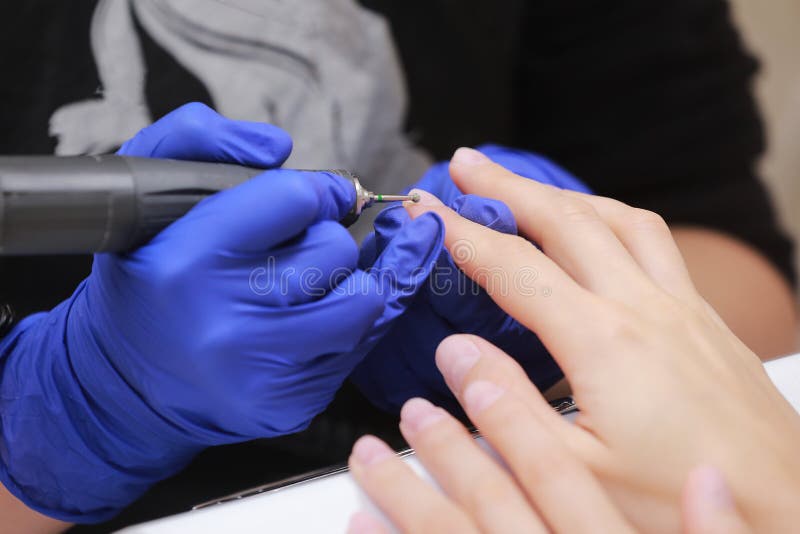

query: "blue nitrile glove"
xmin=352 ymin=144 xmax=591 ymax=413
xmin=0 ymin=103 xmax=444 ymax=522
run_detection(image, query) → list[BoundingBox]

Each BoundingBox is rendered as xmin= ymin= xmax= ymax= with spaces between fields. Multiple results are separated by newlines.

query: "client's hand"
xmin=349 ymin=382 xmax=750 ymax=534
xmin=352 ymin=145 xmax=591 ymax=414
xmin=351 ymin=147 xmax=800 ymax=533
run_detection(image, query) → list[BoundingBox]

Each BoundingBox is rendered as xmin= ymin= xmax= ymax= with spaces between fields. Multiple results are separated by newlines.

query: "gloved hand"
xmin=0 ymin=103 xmax=444 ymax=522
xmin=352 ymin=144 xmax=591 ymax=413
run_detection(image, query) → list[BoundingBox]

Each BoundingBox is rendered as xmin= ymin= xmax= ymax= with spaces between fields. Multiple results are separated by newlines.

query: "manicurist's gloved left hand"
xmin=352 ymin=145 xmax=591 ymax=413
xmin=0 ymin=103 xmax=444 ymax=523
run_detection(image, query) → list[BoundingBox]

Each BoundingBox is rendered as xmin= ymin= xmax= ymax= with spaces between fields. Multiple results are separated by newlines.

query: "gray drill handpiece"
xmin=0 ymin=155 xmax=379 ymax=255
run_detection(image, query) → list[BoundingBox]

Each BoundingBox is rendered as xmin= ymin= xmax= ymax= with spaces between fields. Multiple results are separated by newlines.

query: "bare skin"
xmin=672 ymin=226 xmax=798 ymax=360
xmin=544 ymin=225 xmax=798 ymax=401
xmin=349 ymin=361 xmax=751 ymax=534
xmin=349 ymin=148 xmax=800 ymax=533
xmin=0 ymin=484 xmax=69 ymax=534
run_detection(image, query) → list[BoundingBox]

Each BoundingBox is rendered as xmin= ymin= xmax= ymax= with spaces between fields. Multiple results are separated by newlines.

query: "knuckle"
xmin=501 ymin=427 xmax=577 ymax=484
xmin=628 ymin=208 xmax=669 ymax=233
xmin=519 ymin=445 xmax=575 ymax=486
xmin=598 ymin=308 xmax=645 ymax=345
xmin=490 ymin=402 xmax=526 ymax=434
xmin=652 ymin=294 xmax=704 ymax=329
xmin=497 ymin=233 xmax=534 ymax=258
xmin=162 ymin=102 xmax=219 ymax=149
xmin=170 ymin=102 xmax=218 ymax=135
xmin=556 ymin=195 xmax=600 ymax=223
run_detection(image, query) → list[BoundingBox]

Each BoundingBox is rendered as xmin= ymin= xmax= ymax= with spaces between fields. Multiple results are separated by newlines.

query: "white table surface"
xmin=119 ymin=353 xmax=800 ymax=534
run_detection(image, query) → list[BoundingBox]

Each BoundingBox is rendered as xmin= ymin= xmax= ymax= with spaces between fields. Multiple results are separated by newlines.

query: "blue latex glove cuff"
xmin=0 ymin=300 xmax=199 ymax=521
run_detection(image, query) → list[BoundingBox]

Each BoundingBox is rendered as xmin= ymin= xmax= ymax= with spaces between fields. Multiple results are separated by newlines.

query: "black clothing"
xmin=0 ymin=1 xmax=794 ymax=530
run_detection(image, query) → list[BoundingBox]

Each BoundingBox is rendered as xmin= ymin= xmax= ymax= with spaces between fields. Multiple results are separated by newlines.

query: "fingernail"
xmin=404 ymin=189 xmax=444 ymax=220
xmin=400 ymin=398 xmax=447 ymax=436
xmin=348 ymin=511 xmax=385 ymax=534
xmin=351 ymin=435 xmax=395 ymax=467
xmin=690 ymin=465 xmax=736 ymax=511
xmin=436 ymin=335 xmax=481 ymax=390
xmin=451 ymin=147 xmax=491 ymax=167
xmin=464 ymin=380 xmax=506 ymax=414
xmin=408 ymin=188 xmax=443 ymax=207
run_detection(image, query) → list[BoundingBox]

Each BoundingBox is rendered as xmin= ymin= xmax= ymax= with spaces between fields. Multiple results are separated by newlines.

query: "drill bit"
xmin=369 ymin=192 xmax=421 ymax=204
xmin=342 ymin=174 xmax=422 ymax=226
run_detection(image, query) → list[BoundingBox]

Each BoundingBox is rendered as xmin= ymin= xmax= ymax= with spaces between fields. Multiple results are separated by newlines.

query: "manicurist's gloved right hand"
xmin=0 ymin=103 xmax=444 ymax=523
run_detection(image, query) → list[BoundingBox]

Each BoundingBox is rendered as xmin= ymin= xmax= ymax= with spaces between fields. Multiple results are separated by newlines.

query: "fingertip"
xmin=348 ymin=511 xmax=389 ymax=534
xmin=316 ymin=170 xmax=358 ymax=222
xmin=402 ymin=196 xmax=466 ymax=245
xmin=404 ymin=189 xmax=444 ymax=219
xmin=435 ymin=334 xmax=482 ymax=391
xmin=450 ymin=147 xmax=492 ymax=167
xmin=448 ymin=147 xmax=507 ymax=194
xmin=411 ymin=189 xmax=444 ymax=207
xmin=350 ymin=435 xmax=395 ymax=468
xmin=262 ymin=169 xmax=323 ymax=217
xmin=253 ymin=122 xmax=293 ymax=165
xmin=169 ymin=102 xmax=221 ymax=140
xmin=403 ymin=193 xmax=491 ymax=250
xmin=172 ymin=102 xmax=293 ymax=167
xmin=399 ymin=397 xmax=447 ymax=437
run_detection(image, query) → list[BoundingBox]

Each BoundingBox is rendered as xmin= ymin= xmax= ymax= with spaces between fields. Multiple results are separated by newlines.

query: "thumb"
xmin=427 ymin=194 xmax=519 ymax=333
xmin=356 ymin=205 xmax=410 ymax=271
xmin=682 ymin=466 xmax=751 ymax=534
xmin=358 ymin=212 xmax=444 ymax=348
xmin=373 ymin=204 xmax=412 ymax=256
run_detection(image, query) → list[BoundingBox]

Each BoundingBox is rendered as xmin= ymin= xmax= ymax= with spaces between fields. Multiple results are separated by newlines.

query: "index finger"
xmin=176 ymin=169 xmax=355 ymax=253
xmin=447 ymin=148 xmax=655 ymax=303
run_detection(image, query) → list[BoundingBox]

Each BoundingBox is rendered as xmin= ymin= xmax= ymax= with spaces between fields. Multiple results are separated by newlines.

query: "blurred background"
xmin=731 ymin=0 xmax=800 ymax=297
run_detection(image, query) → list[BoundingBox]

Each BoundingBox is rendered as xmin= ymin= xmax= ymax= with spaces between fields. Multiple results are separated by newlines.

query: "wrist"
xmin=0 ymin=284 xmax=199 ymax=523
